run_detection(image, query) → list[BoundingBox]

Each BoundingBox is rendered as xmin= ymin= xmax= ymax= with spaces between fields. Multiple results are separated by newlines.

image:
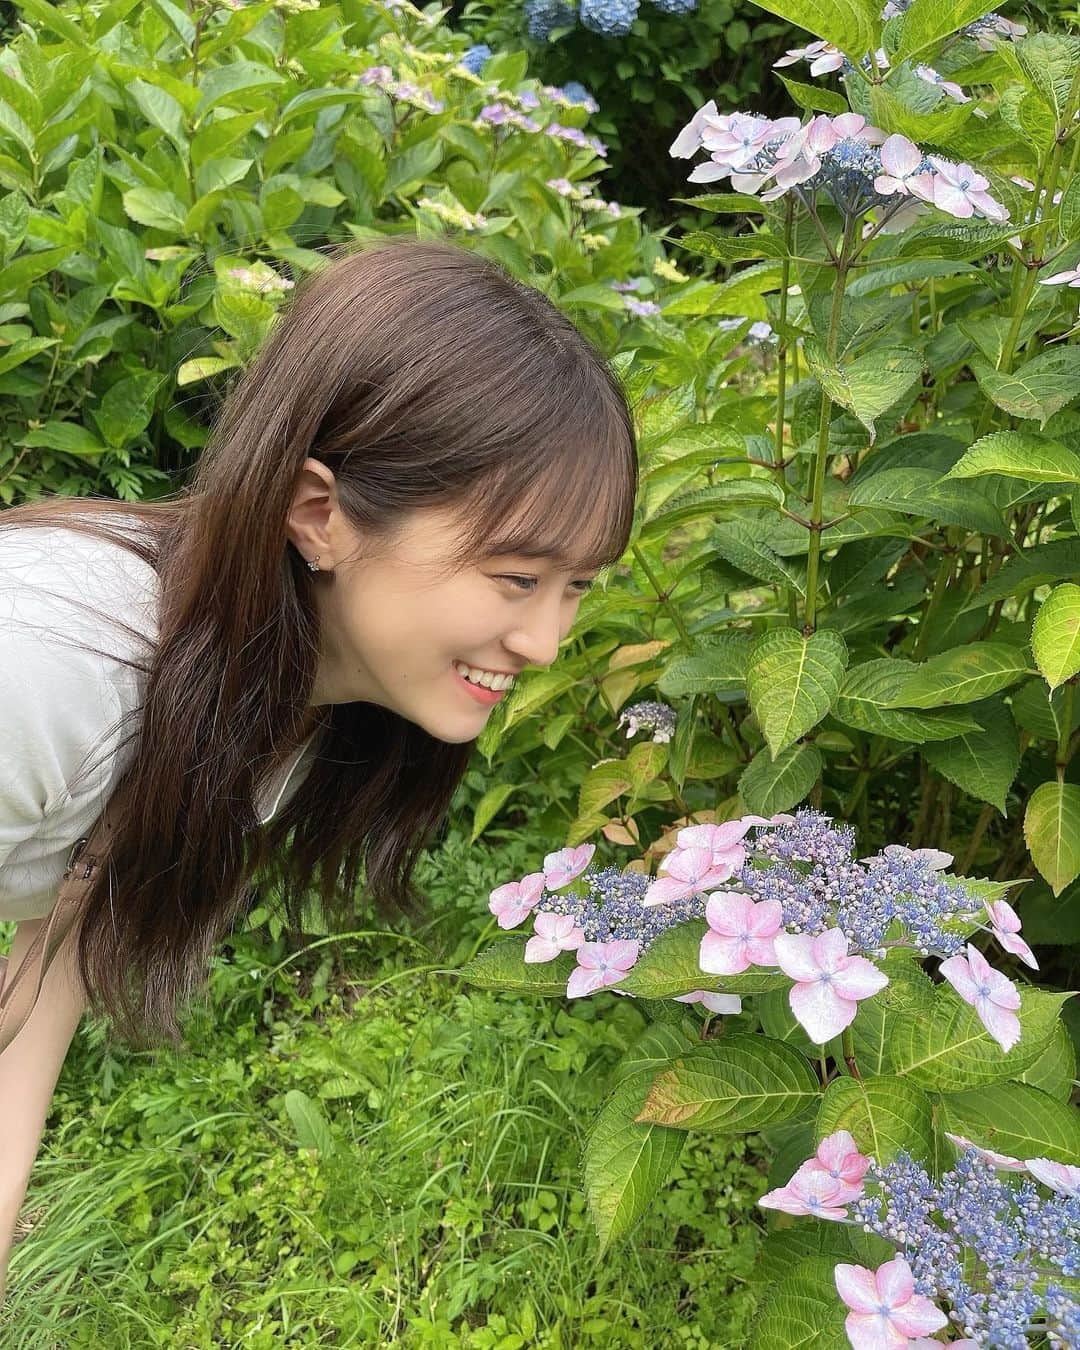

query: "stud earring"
xmin=307 ymin=555 xmax=321 ymax=572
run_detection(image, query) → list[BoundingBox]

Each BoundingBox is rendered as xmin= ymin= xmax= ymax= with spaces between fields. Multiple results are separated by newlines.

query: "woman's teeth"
xmin=453 ymin=660 xmax=515 ymax=690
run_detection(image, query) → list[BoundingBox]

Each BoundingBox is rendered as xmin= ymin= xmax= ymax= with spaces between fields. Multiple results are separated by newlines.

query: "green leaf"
xmin=815 ymin=1075 xmax=934 ymax=1164
xmin=834 ymin=659 xmax=984 ymax=743
xmin=284 ymin=1089 xmax=335 ymax=1155
xmin=617 ymin=921 xmax=789 ymax=1000
xmin=638 ymin=480 xmax=785 ymax=542
xmin=942 ymin=428 xmax=1080 ymax=486
xmin=895 ymin=0 xmax=1003 ymax=63
xmin=741 ymin=0 xmax=880 ymax=55
xmin=884 ymin=642 xmax=1032 ymax=708
xmin=122 ymin=186 xmax=187 ymax=232
xmin=972 ymin=348 xmax=1080 ymax=429
xmin=749 ymin=1255 xmax=850 ymax=1350
xmin=1017 ymin=1021 xmax=1077 ymax=1102
xmin=937 ymin=1082 xmax=1080 ymax=1163
xmin=890 ymin=984 xmax=1071 ymax=1091
xmin=128 ymin=78 xmax=188 ymax=157
xmin=469 ymin=782 xmax=516 ymax=842
xmin=746 ymin=627 xmax=849 ymax=758
xmin=776 ymin=75 xmax=849 ymax=115
xmin=458 ymin=939 xmax=575 ymax=996
xmin=804 ymin=340 xmax=924 ymax=445
xmin=846 ymin=466 xmax=1005 ymax=537
xmin=1032 ymin=583 xmax=1080 ymax=690
xmin=850 ymin=957 xmax=936 ymax=1077
xmin=677 ymin=230 xmax=787 ymax=263
xmin=584 ymin=1067 xmax=686 ymax=1253
xmin=739 ymin=743 xmax=822 ymax=816
xmin=1058 ymin=174 xmax=1080 ymax=242
xmin=709 ymin=519 xmax=808 ymax=597
xmin=636 ymin=1034 xmax=820 ymax=1130
xmin=16 ymin=420 xmax=105 ymax=456
xmin=922 ymin=699 xmax=1020 ymax=815
xmin=1024 ymin=781 xmax=1080 ymax=895
xmin=94 ymin=372 xmax=159 ymax=447
xmin=657 ymin=636 xmax=750 ymax=699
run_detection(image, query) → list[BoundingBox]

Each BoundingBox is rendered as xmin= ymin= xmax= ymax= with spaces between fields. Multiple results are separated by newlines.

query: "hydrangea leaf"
xmin=803 ymin=340 xmax=924 ymax=445
xmin=1017 ymin=1021 xmax=1077 ymax=1103
xmin=834 ymin=658 xmax=984 ymax=742
xmin=458 ymin=939 xmax=575 ymax=996
xmin=616 ymin=921 xmax=788 ymax=999
xmin=1024 ymin=780 xmax=1080 ymax=895
xmin=940 ymin=428 xmax=1080 ymax=485
xmin=1031 ymin=582 xmax=1080 ymax=689
xmin=882 ymin=641 xmax=1033 ymax=708
xmin=971 ymin=348 xmax=1080 ymax=429
xmin=889 ymin=984 xmax=1072 ymax=1091
xmin=814 ymin=1074 xmax=934 ymax=1165
xmin=748 ymin=1254 xmax=851 ymax=1350
xmin=744 ymin=0 xmax=880 ymax=57
xmin=739 ymin=743 xmax=822 ymax=816
xmin=922 ymin=697 xmax=1021 ymax=815
xmin=936 ymin=1082 xmax=1080 ymax=1162
xmin=895 ymin=0 xmax=1005 ymax=63
xmin=636 ymin=1033 xmax=820 ymax=1130
xmin=746 ymin=627 xmax=849 ymax=759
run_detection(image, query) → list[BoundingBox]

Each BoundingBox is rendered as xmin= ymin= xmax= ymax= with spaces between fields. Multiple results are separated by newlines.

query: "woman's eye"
xmin=498 ymin=576 xmax=593 ymax=594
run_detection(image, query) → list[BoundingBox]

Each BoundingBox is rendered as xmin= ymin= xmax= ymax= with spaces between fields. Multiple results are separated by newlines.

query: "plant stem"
xmin=841 ymin=1026 xmax=861 ymax=1080
xmin=802 ymin=214 xmax=855 ymax=635
xmin=631 ymin=544 xmax=694 ymax=647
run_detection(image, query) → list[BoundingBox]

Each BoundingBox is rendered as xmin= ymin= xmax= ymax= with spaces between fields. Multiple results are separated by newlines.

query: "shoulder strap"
xmin=0 ymin=801 xmax=119 ymax=1058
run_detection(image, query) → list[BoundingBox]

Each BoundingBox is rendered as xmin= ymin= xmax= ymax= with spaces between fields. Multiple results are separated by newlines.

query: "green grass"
xmin=1 ymin=831 xmax=771 ymax=1347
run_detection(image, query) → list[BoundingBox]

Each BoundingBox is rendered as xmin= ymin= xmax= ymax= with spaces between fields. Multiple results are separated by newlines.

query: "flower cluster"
xmin=760 ymin=1131 xmax=1079 ymax=1347
xmin=224 ymin=265 xmax=294 ymax=294
xmin=617 ymin=699 xmax=677 ymax=742
xmin=670 ymin=107 xmax=1008 ymax=223
xmin=359 ymin=65 xmax=446 ymax=114
xmin=488 ymin=808 xmax=1035 ymax=1048
xmin=524 ymin=0 xmax=697 ymax=40
xmin=415 ymin=196 xmax=488 ymax=231
xmin=475 ymin=97 xmax=608 ymax=157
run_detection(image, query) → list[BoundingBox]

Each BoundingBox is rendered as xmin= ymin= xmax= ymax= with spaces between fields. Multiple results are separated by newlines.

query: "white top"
xmin=0 ymin=516 xmax=322 ymax=923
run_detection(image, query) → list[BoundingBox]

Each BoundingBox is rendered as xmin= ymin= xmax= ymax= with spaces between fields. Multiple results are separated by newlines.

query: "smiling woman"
xmin=0 ymin=236 xmax=638 ymax=1294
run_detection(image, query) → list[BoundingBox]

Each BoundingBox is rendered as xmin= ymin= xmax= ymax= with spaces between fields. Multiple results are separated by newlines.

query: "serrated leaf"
xmin=617 ymin=921 xmax=789 ymax=999
xmin=937 ymin=1082 xmax=1080 ymax=1162
xmin=850 ymin=958 xmax=936 ymax=1077
xmin=638 ymin=480 xmax=785 ymax=542
xmin=834 ymin=659 xmax=983 ymax=742
xmin=972 ymin=348 xmax=1080 ymax=429
xmin=804 ymin=340 xmax=923 ymax=445
xmin=884 ymin=642 xmax=1032 ymax=708
xmin=458 ymin=939 xmax=575 ymax=996
xmin=894 ymin=0 xmax=1001 ymax=62
xmin=941 ymin=428 xmax=1080 ymax=485
xmin=637 ymin=1034 xmax=820 ymax=1130
xmin=743 ymin=0 xmax=880 ymax=54
xmin=749 ymin=1254 xmax=851 ymax=1349
xmin=739 ymin=743 xmax=822 ymax=816
xmin=922 ymin=699 xmax=1020 ymax=815
xmin=1024 ymin=781 xmax=1080 ymax=895
xmin=709 ymin=519 xmax=808 ymax=596
xmin=584 ymin=1066 xmax=686 ymax=1253
xmin=1032 ymin=583 xmax=1080 ymax=689
xmin=1017 ymin=1021 xmax=1077 ymax=1102
xmin=747 ymin=627 xmax=849 ymax=758
xmin=657 ymin=636 xmax=750 ymax=699
xmin=678 ymin=230 xmax=787 ymax=262
xmin=815 ymin=1075 xmax=934 ymax=1164
xmin=890 ymin=985 xmax=1070 ymax=1091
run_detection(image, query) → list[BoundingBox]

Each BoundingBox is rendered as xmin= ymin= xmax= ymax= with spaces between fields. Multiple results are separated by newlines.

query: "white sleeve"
xmin=0 ymin=626 xmax=123 ymax=869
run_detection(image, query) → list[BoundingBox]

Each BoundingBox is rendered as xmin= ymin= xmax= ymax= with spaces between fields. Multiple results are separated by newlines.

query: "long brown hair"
xmin=1 ymin=237 xmax=638 ymax=1050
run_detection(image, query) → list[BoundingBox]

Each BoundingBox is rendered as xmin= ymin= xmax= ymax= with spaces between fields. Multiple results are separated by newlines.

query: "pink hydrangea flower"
xmin=524 ymin=912 xmax=585 ymax=964
xmin=772 ymin=39 xmax=845 ymax=76
xmin=758 ymin=1162 xmax=864 ymax=1220
xmin=835 ymin=1256 xmax=948 ymax=1349
xmin=805 ymin=1129 xmax=872 ymax=1188
xmin=488 ymin=872 xmax=545 ymax=929
xmin=773 ymin=929 xmax=889 ymax=1043
xmin=945 ymin=1132 xmax=1026 ymax=1171
xmin=566 ymin=940 xmax=640 ymax=999
xmin=1025 ymin=1157 xmax=1080 ymax=1195
xmin=873 ymin=134 xmax=932 ymax=198
xmin=926 ymin=156 xmax=1009 ymax=222
xmin=699 ymin=892 xmax=783 ymax=975
xmin=643 ymin=846 xmax=737 ymax=907
xmin=673 ymin=989 xmax=743 ymax=1014
xmin=938 ymin=943 xmax=1021 ymax=1052
xmin=542 ymin=844 xmax=595 ymax=891
xmin=669 ymin=97 xmax=720 ymax=158
xmin=983 ymin=898 xmax=1038 ymax=970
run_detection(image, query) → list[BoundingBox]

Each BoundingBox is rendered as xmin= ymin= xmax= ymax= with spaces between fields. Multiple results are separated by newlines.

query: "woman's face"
xmin=286 ymin=462 xmax=599 ymax=744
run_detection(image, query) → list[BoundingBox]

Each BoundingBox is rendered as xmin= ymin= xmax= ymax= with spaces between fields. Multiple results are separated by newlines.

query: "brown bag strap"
xmin=0 ymin=801 xmax=118 ymax=1058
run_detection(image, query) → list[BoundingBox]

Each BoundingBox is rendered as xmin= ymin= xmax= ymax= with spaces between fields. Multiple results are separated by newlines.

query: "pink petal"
xmin=986 ymin=899 xmax=1021 ymax=933
xmin=566 ymin=964 xmax=605 ymax=999
xmin=700 ymin=929 xmax=751 ymax=975
xmin=933 ymin=181 xmax=975 ymax=217
xmin=987 ymin=967 xmax=1022 ymax=1010
xmin=834 ymin=1263 xmax=880 ymax=1315
xmin=939 ymin=954 xmax=978 ymax=1006
xmin=543 ymin=844 xmax=594 ymax=890
xmin=747 ymin=897 xmax=784 ymax=938
xmin=810 ymin=928 xmax=851 ymax=974
xmin=773 ymin=932 xmax=821 ymax=982
xmin=880 ymin=133 xmax=921 ymax=177
xmin=606 ymin=939 xmax=641 ymax=972
xmin=844 ymin=1313 xmax=910 ymax=1350
xmin=965 ymin=942 xmax=994 ymax=984
xmin=790 ymin=980 xmax=857 ymax=1043
xmin=698 ymin=990 xmax=742 ymax=1014
xmin=831 ymin=954 xmax=889 ymax=1002
xmin=976 ymin=999 xmax=1021 ymax=1052
xmin=642 ymin=874 xmax=694 ymax=906
xmin=705 ymin=891 xmax=755 ymax=937
xmin=875 ymin=1255 xmax=914 ymax=1308
xmin=575 ymin=942 xmax=604 ymax=971
xmin=745 ymin=934 xmax=780 ymax=966
xmin=524 ymin=935 xmax=562 ymax=963
xmin=891 ymin=1293 xmax=949 ymax=1339
xmin=1025 ymin=1158 xmax=1080 ymax=1195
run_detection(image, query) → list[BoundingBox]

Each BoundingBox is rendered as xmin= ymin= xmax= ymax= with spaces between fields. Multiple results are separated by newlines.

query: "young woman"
xmin=0 ymin=235 xmax=639 ymax=1299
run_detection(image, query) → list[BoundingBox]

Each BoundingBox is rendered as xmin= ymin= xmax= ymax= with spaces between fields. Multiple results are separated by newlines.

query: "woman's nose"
xmin=505 ymin=606 xmax=571 ymax=669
